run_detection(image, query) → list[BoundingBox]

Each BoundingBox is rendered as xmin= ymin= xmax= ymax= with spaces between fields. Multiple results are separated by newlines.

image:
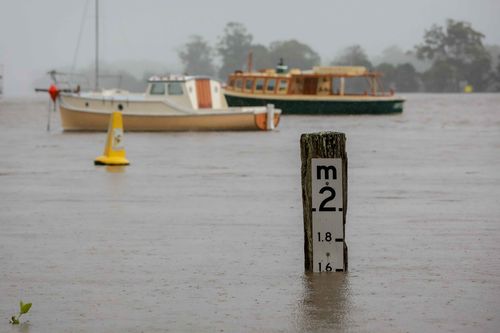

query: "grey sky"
xmin=1 ymin=0 xmax=499 ymax=95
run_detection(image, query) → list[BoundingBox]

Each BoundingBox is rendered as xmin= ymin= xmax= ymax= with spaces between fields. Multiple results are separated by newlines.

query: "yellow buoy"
xmin=94 ymin=112 xmax=130 ymax=166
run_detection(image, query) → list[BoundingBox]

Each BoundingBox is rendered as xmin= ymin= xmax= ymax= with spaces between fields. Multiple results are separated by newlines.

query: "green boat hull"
xmin=225 ymin=94 xmax=404 ymax=115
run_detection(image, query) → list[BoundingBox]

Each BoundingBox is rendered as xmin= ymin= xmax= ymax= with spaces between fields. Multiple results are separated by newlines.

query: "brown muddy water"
xmin=1 ymin=94 xmax=499 ymax=333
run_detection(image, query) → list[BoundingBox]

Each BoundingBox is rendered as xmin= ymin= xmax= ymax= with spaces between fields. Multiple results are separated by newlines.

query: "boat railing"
xmin=225 ymin=84 xmax=395 ymax=97
xmin=337 ymin=91 xmax=395 ymax=97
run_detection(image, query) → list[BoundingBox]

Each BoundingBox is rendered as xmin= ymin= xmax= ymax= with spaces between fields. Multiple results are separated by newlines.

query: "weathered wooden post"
xmin=301 ymin=132 xmax=347 ymax=272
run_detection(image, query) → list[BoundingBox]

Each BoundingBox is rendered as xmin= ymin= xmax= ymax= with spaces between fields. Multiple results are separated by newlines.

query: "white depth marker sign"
xmin=311 ymin=158 xmax=344 ymax=272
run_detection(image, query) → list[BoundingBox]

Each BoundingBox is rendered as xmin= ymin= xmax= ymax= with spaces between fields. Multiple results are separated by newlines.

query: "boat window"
xmin=244 ymin=78 xmax=254 ymax=91
xmin=266 ymin=79 xmax=276 ymax=93
xmin=255 ymin=78 xmax=264 ymax=92
xmin=150 ymin=83 xmax=165 ymax=95
xmin=278 ymin=79 xmax=288 ymax=94
xmin=229 ymin=79 xmax=235 ymax=87
xmin=235 ymin=78 xmax=243 ymax=90
xmin=168 ymin=82 xmax=184 ymax=95
xmin=332 ymin=78 xmax=340 ymax=94
xmin=343 ymin=77 xmax=370 ymax=95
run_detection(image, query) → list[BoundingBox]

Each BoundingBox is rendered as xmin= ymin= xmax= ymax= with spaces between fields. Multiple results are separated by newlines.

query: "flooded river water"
xmin=1 ymin=94 xmax=499 ymax=332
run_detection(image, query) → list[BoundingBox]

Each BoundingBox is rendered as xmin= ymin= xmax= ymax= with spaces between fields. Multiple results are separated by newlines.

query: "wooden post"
xmin=300 ymin=132 xmax=348 ymax=272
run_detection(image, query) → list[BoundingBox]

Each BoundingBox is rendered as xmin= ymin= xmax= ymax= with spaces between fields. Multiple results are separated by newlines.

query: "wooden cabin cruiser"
xmin=58 ymin=75 xmax=280 ymax=131
xmin=224 ymin=64 xmax=404 ymax=115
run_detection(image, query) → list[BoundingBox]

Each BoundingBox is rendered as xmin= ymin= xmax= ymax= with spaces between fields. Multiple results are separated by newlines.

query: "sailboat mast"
xmin=95 ymin=0 xmax=99 ymax=91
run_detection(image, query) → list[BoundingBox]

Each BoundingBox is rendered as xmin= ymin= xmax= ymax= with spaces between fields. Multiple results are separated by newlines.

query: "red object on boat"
xmin=48 ymin=84 xmax=59 ymax=102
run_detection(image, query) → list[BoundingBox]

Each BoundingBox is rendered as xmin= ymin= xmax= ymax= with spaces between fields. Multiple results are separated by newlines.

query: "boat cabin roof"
xmin=148 ymin=75 xmax=213 ymax=83
xmin=230 ymin=66 xmax=381 ymax=79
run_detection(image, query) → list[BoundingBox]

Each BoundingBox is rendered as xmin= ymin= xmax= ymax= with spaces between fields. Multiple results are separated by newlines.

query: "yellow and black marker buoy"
xmin=94 ymin=112 xmax=130 ymax=166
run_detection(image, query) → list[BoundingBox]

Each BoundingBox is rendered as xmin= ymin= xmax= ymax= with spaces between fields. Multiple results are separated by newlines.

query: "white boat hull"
xmin=59 ymin=93 xmax=280 ymax=131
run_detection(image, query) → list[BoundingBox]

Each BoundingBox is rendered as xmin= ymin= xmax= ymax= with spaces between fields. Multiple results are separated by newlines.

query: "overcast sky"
xmin=1 ymin=0 xmax=499 ymax=95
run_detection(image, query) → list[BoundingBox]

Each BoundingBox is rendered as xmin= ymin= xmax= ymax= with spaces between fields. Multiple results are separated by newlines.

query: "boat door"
xmin=303 ymin=77 xmax=318 ymax=95
xmin=196 ymin=79 xmax=212 ymax=108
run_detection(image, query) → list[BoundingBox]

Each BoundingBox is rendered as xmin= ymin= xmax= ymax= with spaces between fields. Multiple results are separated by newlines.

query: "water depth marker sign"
xmin=311 ymin=158 xmax=344 ymax=272
xmin=300 ymin=131 xmax=347 ymax=273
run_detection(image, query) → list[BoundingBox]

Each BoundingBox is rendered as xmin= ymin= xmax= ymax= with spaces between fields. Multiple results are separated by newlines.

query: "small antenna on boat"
xmin=247 ymin=50 xmax=253 ymax=72
xmin=95 ymin=0 xmax=99 ymax=91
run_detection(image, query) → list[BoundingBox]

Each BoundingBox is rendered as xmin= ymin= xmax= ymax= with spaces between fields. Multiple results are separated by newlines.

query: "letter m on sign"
xmin=316 ymin=165 xmax=337 ymax=180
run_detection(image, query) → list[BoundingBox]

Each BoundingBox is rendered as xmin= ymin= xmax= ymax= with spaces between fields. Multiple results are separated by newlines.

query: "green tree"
xmin=217 ymin=22 xmax=253 ymax=79
xmin=374 ymin=45 xmax=432 ymax=72
xmin=490 ymin=54 xmax=500 ymax=91
xmin=331 ymin=45 xmax=373 ymax=69
xmin=375 ymin=63 xmax=396 ymax=90
xmin=375 ymin=62 xmax=419 ymax=92
xmin=415 ymin=19 xmax=491 ymax=91
xmin=178 ymin=35 xmax=215 ymax=77
xmin=268 ymin=39 xmax=321 ymax=69
xmin=394 ymin=63 xmax=419 ymax=92
xmin=421 ymin=60 xmax=460 ymax=92
xmin=496 ymin=55 xmax=500 ymax=91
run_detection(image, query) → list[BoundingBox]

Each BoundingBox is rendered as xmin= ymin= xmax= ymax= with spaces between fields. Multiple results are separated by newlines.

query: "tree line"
xmin=178 ymin=20 xmax=500 ymax=93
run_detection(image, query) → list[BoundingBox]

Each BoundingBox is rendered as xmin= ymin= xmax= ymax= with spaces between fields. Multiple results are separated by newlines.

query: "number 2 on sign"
xmin=318 ymin=262 xmax=333 ymax=272
xmin=319 ymin=186 xmax=336 ymax=211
